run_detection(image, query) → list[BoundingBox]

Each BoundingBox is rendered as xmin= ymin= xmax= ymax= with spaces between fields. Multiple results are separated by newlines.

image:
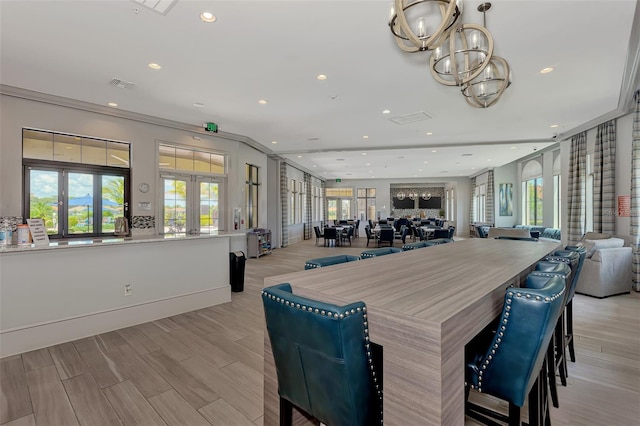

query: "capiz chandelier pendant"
xmin=389 ymin=0 xmax=462 ymax=53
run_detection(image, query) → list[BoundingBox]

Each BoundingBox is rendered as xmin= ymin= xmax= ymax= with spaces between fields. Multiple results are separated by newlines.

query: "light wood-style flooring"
xmin=1 ymin=235 xmax=639 ymax=425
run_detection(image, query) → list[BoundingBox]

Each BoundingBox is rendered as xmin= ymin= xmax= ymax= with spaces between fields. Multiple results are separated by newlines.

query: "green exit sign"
xmin=204 ymin=122 xmax=218 ymax=133
xmin=335 ymin=178 xmax=342 ymax=182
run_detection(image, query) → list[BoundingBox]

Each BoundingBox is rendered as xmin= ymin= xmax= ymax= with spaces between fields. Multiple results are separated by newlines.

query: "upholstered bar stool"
xmin=360 ymin=247 xmax=402 ymax=258
xmin=465 ymin=276 xmax=565 ymax=426
xmin=540 ymin=251 xmax=580 ymax=391
xmin=527 ymin=270 xmax=570 ymax=409
xmin=262 ymin=283 xmax=383 ymax=426
xmin=304 ymin=255 xmax=360 ymax=270
xmin=555 ymin=247 xmax=587 ymax=363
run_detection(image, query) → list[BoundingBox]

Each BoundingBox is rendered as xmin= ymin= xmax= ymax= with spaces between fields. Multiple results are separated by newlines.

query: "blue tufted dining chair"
xmin=542 ymin=250 xmax=580 ymax=387
xmin=466 ymin=275 xmax=565 ymax=426
xmin=526 ymin=270 xmax=570 ymax=409
xmin=262 ymin=283 xmax=382 ymax=426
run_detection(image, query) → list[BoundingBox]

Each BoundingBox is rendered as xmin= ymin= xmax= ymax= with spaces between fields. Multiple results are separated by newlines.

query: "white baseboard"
xmin=0 ymin=287 xmax=230 ymax=358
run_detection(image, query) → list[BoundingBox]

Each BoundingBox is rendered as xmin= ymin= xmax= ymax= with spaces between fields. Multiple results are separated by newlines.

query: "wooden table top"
xmin=265 ymin=238 xmax=561 ymax=326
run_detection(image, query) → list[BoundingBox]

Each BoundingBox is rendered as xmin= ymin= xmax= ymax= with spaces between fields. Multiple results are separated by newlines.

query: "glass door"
xmin=162 ymin=174 xmax=222 ymax=234
xmin=340 ymin=199 xmax=351 ymax=221
xmin=197 ymin=178 xmax=219 ymax=233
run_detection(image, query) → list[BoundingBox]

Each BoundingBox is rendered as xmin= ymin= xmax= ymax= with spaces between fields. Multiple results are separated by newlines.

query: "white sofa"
xmin=575 ymin=234 xmax=633 ymax=298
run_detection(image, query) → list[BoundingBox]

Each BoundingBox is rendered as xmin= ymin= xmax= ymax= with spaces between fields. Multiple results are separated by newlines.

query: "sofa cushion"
xmin=583 ymin=237 xmax=625 ymax=258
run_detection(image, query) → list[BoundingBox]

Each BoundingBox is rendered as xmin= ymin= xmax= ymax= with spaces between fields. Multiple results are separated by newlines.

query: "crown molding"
xmin=0 ymin=84 xmax=274 ymax=156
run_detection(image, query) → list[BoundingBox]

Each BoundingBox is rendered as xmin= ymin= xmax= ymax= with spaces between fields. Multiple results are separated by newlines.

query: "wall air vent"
xmin=390 ymin=111 xmax=432 ymax=125
xmin=109 ymin=78 xmax=136 ymax=89
xmin=131 ymin=0 xmax=178 ymax=15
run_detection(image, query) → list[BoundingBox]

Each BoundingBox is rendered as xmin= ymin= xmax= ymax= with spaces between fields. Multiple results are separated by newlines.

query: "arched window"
xmin=521 ymin=159 xmax=543 ymax=225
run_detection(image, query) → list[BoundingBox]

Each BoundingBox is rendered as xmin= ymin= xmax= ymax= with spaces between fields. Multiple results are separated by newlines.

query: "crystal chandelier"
xmin=389 ymin=0 xmax=462 ymax=53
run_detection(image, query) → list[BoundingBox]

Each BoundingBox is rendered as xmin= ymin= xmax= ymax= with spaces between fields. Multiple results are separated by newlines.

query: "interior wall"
xmin=267 ymin=156 xmax=281 ymax=248
xmin=326 ymin=177 xmax=471 ymax=236
xmin=614 ymin=113 xmax=632 ymax=236
xmin=493 ymin=162 xmax=518 ymax=228
xmin=0 ymin=94 xmax=262 ymax=232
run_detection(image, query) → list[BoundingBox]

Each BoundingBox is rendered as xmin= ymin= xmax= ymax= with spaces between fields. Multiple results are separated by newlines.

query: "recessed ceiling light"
xmin=540 ymin=67 xmax=554 ymax=74
xmin=316 ymin=74 xmax=327 ymax=80
xmin=418 ymin=169 xmax=422 ymax=172
xmin=362 ymin=152 xmax=367 ymax=156
xmin=200 ymin=11 xmax=216 ymax=23
xmin=472 ymin=167 xmax=476 ymax=170
xmin=366 ymin=163 xmax=371 ymax=166
xmin=432 ymin=150 xmax=437 ymax=153
xmin=297 ymin=155 xmax=302 ymax=158
xmin=510 ymin=146 xmax=516 ymax=149
xmin=426 ymin=132 xmax=433 ymax=135
xmin=550 ymin=124 xmax=559 ymax=128
xmin=148 ymin=63 xmax=162 ymax=70
xmin=487 ymin=159 xmax=492 ymax=162
xmin=107 ymin=102 xmax=118 ymax=107
xmin=193 ymin=103 xmax=205 ymax=108
xmin=382 ymin=109 xmax=391 ymax=114
xmin=258 ymin=99 xmax=268 ymax=105
xmin=423 ymin=161 xmax=428 ymax=164
xmin=371 ymin=176 xmax=376 ymax=178
xmin=271 ymin=141 xmax=278 ymax=144
xmin=363 ymin=135 xmax=369 ymax=139
xmin=312 ymin=165 xmax=317 ymax=167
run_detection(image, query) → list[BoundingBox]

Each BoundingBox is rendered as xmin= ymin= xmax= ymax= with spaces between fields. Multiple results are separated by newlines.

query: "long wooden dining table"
xmin=263 ymin=238 xmax=561 ymax=425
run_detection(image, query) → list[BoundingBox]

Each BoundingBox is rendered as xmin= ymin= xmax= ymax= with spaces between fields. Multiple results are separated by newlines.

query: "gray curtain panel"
xmin=632 ymin=90 xmax=640 ymax=291
xmin=486 ymin=170 xmax=495 ymax=225
xmin=280 ymin=161 xmax=288 ymax=248
xmin=322 ymin=180 xmax=327 ymax=227
xmin=304 ymin=173 xmax=312 ymax=240
xmin=593 ymin=120 xmax=616 ymax=234
xmin=567 ymin=132 xmax=587 ymax=245
xmin=469 ymin=176 xmax=476 ymax=224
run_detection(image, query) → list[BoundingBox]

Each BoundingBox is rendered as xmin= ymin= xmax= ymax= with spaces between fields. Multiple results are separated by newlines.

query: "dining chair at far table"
xmin=465 ymin=275 xmax=565 ymax=426
xmin=323 ymin=227 xmax=339 ymax=247
xmin=313 ymin=226 xmax=324 ymax=246
xmin=261 ymin=283 xmax=383 ymax=426
xmin=378 ymin=228 xmax=394 ymax=247
xmin=341 ymin=225 xmax=354 ymax=246
xmin=364 ymin=226 xmax=375 ymax=247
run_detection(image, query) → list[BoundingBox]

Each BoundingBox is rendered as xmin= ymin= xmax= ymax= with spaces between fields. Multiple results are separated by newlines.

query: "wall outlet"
xmin=124 ymin=284 xmax=132 ymax=296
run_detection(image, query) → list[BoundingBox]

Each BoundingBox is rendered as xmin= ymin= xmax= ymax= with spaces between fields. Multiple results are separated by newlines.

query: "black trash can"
xmin=229 ymin=251 xmax=246 ymax=292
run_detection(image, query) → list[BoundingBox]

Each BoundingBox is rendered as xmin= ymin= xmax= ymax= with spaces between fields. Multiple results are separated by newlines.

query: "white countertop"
xmin=0 ymin=231 xmax=246 ymax=254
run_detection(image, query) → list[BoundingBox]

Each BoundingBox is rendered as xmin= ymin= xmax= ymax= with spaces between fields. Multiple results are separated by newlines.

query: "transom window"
xmin=22 ymin=129 xmax=130 ymax=238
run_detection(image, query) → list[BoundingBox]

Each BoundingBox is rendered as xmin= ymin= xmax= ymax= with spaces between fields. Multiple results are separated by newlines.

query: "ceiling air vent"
xmin=109 ymin=78 xmax=136 ymax=89
xmin=390 ymin=111 xmax=432 ymax=125
xmin=131 ymin=0 xmax=178 ymax=15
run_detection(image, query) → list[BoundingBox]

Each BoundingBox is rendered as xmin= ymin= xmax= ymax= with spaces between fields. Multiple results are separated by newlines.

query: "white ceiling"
xmin=1 ymin=0 xmax=639 ymax=180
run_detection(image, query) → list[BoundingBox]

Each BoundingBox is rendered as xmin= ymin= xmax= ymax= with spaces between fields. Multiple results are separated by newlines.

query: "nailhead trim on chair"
xmin=261 ymin=290 xmax=384 ymax=423
xmin=470 ymin=286 xmax=566 ymax=393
